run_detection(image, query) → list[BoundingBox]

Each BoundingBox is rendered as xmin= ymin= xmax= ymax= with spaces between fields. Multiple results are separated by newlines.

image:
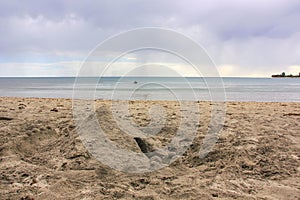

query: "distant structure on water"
xmin=272 ymin=72 xmax=300 ymax=78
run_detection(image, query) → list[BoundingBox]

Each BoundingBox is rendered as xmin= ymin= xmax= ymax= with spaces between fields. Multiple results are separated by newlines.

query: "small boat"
xmin=133 ymin=81 xmax=138 ymax=84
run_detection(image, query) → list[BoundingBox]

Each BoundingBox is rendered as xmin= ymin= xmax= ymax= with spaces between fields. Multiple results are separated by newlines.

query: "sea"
xmin=0 ymin=77 xmax=299 ymax=102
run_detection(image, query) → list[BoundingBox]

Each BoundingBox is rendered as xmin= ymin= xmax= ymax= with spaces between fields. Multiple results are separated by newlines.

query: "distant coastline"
xmin=272 ymin=72 xmax=300 ymax=78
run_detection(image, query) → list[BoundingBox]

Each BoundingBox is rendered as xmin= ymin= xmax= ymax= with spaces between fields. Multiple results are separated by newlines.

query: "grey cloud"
xmin=0 ymin=0 xmax=300 ymax=76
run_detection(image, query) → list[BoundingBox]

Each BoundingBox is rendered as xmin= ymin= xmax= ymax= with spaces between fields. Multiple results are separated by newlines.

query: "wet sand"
xmin=0 ymin=97 xmax=299 ymax=199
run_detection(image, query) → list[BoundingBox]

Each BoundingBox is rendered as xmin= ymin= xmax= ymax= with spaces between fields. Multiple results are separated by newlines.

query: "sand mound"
xmin=0 ymin=97 xmax=299 ymax=199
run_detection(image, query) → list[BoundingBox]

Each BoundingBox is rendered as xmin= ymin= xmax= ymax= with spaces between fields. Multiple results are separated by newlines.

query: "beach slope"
xmin=0 ymin=97 xmax=299 ymax=199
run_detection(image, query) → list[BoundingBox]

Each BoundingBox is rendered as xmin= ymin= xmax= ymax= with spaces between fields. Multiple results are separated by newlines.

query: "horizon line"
xmin=0 ymin=76 xmax=271 ymax=78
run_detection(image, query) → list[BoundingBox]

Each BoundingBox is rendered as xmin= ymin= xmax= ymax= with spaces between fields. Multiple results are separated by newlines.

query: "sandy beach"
xmin=0 ymin=97 xmax=299 ymax=199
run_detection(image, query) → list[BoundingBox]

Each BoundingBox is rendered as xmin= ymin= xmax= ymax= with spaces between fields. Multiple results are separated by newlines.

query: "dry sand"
xmin=0 ymin=97 xmax=299 ymax=199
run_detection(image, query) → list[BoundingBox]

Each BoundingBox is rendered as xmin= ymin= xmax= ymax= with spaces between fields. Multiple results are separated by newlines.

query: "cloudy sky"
xmin=0 ymin=0 xmax=300 ymax=77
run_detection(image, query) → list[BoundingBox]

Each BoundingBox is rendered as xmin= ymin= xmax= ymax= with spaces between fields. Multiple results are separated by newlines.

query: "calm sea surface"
xmin=0 ymin=77 xmax=299 ymax=102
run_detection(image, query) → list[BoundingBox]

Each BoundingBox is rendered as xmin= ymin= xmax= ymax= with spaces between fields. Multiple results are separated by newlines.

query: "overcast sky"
xmin=0 ymin=0 xmax=300 ymax=77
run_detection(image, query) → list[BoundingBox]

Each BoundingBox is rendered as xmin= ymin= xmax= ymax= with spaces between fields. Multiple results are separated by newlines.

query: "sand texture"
xmin=0 ymin=97 xmax=299 ymax=199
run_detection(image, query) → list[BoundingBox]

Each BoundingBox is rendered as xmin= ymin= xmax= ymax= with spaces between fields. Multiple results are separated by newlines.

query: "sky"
xmin=0 ymin=0 xmax=300 ymax=77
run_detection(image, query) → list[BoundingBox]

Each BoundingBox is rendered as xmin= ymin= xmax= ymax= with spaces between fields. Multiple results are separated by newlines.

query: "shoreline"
xmin=0 ymin=95 xmax=300 ymax=103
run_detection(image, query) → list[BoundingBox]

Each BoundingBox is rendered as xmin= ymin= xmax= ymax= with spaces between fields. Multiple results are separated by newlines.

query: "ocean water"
xmin=0 ymin=77 xmax=299 ymax=102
